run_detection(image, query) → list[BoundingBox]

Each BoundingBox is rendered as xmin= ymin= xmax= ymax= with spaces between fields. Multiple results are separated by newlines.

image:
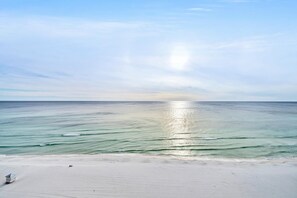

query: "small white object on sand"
xmin=5 ymin=173 xmax=16 ymax=184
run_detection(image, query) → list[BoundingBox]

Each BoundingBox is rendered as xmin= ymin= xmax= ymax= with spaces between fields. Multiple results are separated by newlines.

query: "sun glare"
xmin=164 ymin=101 xmax=194 ymax=156
xmin=169 ymin=44 xmax=190 ymax=71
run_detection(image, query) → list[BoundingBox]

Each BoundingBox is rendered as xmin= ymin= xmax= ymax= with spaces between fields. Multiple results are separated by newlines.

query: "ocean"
xmin=0 ymin=101 xmax=296 ymax=158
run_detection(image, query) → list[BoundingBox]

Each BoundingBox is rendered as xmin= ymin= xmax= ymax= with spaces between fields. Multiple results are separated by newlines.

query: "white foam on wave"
xmin=202 ymin=137 xmax=218 ymax=140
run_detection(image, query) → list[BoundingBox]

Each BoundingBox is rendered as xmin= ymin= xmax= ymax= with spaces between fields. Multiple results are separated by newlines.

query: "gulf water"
xmin=0 ymin=101 xmax=297 ymax=158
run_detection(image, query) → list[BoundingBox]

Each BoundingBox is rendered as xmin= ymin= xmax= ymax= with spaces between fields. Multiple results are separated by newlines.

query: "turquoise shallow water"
xmin=0 ymin=101 xmax=297 ymax=158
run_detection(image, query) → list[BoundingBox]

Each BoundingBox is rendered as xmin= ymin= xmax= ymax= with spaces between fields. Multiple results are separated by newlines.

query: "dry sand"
xmin=0 ymin=154 xmax=296 ymax=198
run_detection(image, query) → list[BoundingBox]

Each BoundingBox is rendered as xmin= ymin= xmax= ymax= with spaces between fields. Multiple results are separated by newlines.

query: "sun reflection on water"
xmin=164 ymin=101 xmax=194 ymax=156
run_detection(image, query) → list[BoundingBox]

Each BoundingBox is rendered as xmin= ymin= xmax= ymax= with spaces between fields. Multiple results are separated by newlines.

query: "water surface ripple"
xmin=0 ymin=101 xmax=297 ymax=158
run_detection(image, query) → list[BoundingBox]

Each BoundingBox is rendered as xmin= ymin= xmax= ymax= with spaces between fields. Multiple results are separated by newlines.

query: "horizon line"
xmin=0 ymin=100 xmax=296 ymax=103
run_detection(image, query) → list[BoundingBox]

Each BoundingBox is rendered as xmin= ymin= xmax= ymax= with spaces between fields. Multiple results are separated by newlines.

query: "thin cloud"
xmin=0 ymin=15 xmax=145 ymax=39
xmin=188 ymin=7 xmax=213 ymax=12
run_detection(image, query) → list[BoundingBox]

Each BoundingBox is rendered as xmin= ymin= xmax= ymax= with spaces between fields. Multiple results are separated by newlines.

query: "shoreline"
xmin=1 ymin=154 xmax=297 ymax=198
xmin=1 ymin=153 xmax=297 ymax=164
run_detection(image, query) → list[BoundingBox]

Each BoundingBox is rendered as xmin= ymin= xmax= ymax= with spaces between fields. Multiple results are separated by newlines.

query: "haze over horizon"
xmin=1 ymin=0 xmax=297 ymax=101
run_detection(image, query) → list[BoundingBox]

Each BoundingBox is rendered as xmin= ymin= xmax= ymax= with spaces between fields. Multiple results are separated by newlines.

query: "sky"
xmin=0 ymin=0 xmax=297 ymax=101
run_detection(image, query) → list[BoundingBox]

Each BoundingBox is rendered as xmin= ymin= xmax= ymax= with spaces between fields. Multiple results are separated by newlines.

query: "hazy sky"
xmin=0 ymin=0 xmax=297 ymax=101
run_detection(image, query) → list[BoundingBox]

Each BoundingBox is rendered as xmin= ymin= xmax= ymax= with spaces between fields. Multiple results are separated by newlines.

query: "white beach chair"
xmin=5 ymin=173 xmax=16 ymax=184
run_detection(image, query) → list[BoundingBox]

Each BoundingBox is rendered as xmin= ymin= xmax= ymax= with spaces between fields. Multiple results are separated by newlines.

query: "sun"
xmin=169 ymin=44 xmax=190 ymax=71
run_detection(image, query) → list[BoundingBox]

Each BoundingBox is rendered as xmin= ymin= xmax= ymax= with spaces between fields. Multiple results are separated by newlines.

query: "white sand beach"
xmin=0 ymin=154 xmax=297 ymax=198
